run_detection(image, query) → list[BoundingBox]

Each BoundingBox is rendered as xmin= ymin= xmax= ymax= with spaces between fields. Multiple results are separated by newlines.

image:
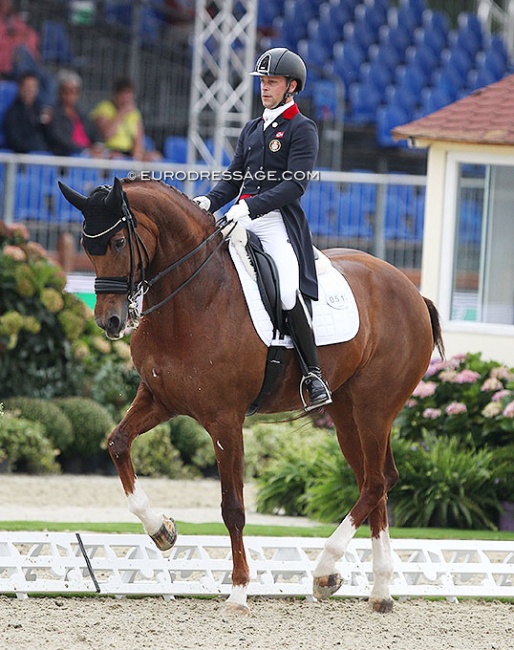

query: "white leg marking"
xmin=313 ymin=514 xmax=357 ymax=577
xmin=126 ymin=479 xmax=163 ymax=536
xmin=370 ymin=528 xmax=393 ymax=602
xmin=225 ymin=584 xmax=248 ymax=608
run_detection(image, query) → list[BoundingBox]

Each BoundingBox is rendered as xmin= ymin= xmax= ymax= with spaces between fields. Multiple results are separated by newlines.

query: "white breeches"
xmin=239 ymin=210 xmax=299 ymax=310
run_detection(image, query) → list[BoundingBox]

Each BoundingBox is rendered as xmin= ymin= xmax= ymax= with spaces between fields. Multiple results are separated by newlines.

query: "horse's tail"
xmin=423 ymin=297 xmax=446 ymax=360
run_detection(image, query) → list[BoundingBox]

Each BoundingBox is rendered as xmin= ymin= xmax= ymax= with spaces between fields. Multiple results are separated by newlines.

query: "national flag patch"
xmin=275 ymin=131 xmax=285 ymax=138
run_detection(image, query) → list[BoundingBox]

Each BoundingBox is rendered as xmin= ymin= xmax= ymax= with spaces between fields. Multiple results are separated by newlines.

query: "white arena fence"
xmin=1 ymin=532 xmax=513 ymax=601
xmin=0 ymin=152 xmax=427 ymax=282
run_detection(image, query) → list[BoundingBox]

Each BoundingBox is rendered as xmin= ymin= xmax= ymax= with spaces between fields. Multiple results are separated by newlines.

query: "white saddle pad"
xmin=229 ymin=239 xmax=359 ymax=348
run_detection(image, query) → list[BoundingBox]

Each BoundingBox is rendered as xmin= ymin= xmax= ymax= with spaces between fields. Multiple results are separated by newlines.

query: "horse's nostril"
xmin=108 ymin=315 xmax=121 ymax=331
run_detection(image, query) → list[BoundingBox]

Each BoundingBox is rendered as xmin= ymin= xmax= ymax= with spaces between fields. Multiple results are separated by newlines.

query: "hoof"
xmin=150 ymin=515 xmax=177 ymax=551
xmin=221 ymin=602 xmax=250 ymax=617
xmin=313 ymin=573 xmax=343 ymax=599
xmin=370 ymin=597 xmax=394 ymax=613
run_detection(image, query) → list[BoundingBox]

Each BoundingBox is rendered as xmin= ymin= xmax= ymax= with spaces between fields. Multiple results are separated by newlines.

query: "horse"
xmin=59 ymin=176 xmax=444 ymax=615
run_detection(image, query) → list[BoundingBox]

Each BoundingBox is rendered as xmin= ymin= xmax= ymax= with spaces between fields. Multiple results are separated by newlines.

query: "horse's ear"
xmin=105 ymin=177 xmax=124 ymax=212
xmin=58 ymin=181 xmax=88 ymax=211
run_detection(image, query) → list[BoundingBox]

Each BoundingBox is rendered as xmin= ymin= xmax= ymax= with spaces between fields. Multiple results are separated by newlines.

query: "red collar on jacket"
xmin=282 ymin=103 xmax=300 ymax=119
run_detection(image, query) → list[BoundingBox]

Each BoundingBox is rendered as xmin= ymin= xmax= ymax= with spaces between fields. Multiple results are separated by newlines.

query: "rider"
xmin=193 ymin=47 xmax=332 ymax=411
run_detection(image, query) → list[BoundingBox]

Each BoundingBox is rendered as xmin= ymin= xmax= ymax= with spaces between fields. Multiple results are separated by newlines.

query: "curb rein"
xmin=93 ymin=203 xmax=235 ymax=327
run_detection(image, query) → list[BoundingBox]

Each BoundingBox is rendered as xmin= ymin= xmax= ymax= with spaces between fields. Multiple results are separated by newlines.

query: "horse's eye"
xmin=113 ymin=237 xmax=126 ymax=251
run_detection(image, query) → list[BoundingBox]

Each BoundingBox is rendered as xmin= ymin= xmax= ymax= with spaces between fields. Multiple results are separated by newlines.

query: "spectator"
xmin=3 ymin=71 xmax=52 ymax=152
xmin=48 ymin=69 xmax=104 ymax=157
xmin=90 ymin=77 xmax=161 ymax=161
xmin=0 ymin=0 xmax=40 ymax=79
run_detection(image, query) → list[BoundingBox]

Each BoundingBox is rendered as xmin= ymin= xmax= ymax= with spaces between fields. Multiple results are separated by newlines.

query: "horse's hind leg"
xmin=108 ymin=382 xmax=177 ymax=550
xmin=313 ymin=387 xmax=398 ymax=611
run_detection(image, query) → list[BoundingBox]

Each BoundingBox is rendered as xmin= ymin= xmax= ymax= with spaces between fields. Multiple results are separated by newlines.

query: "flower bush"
xmin=396 ymin=352 xmax=514 ymax=451
xmin=0 ymin=220 xmax=139 ymax=403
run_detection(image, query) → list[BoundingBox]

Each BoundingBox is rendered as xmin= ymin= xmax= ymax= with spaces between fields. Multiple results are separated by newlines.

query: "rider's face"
xmin=260 ymin=75 xmax=296 ymax=109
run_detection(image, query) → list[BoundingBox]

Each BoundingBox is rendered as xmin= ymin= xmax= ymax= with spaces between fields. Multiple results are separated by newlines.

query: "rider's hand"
xmin=193 ymin=195 xmax=211 ymax=211
xmin=224 ymin=200 xmax=249 ymax=223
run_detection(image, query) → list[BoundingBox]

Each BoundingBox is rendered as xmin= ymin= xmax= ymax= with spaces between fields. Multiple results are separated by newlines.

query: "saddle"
xmin=244 ymin=231 xmax=286 ymax=416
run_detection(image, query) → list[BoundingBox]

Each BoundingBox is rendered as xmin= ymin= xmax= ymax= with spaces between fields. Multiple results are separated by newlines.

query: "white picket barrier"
xmin=0 ymin=532 xmax=513 ymax=600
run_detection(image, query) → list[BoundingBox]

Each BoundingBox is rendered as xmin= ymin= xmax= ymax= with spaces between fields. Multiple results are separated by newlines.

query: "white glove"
xmin=224 ymin=200 xmax=249 ymax=223
xmin=193 ymin=195 xmax=211 ymax=211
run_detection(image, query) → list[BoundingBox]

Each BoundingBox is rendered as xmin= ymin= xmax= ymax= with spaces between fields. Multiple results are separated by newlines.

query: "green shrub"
xmin=2 ymin=397 xmax=73 ymax=453
xmin=168 ymin=416 xmax=216 ymax=474
xmin=0 ymin=405 xmax=59 ymax=473
xmin=0 ymin=220 xmax=139 ymax=404
xmin=53 ymin=397 xmax=114 ymax=459
xmin=391 ymin=432 xmax=500 ymax=530
xmin=89 ymin=357 xmax=139 ymax=419
xmin=131 ymin=423 xmax=185 ymax=478
xmin=304 ymin=435 xmax=360 ymax=523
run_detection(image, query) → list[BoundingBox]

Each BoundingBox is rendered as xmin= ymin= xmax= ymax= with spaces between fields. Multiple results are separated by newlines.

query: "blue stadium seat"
xmin=298 ymin=39 xmax=330 ymax=69
xmin=378 ymin=24 xmax=412 ymax=58
xmin=307 ymin=18 xmax=339 ymax=50
xmin=413 ymin=26 xmax=447 ymax=57
xmin=440 ymin=48 xmax=473 ymax=84
xmin=368 ymin=42 xmax=401 ymax=70
xmin=448 ymin=27 xmax=482 ymax=60
xmin=475 ymin=49 xmax=506 ymax=82
xmin=164 ymin=136 xmax=188 ymax=163
xmin=399 ymin=0 xmax=426 ymax=21
xmin=388 ymin=6 xmax=421 ymax=33
xmin=457 ymin=12 xmax=483 ymax=44
xmin=56 ymin=167 xmax=103 ymax=222
xmin=384 ymin=84 xmax=418 ymax=115
xmin=272 ymin=15 xmax=306 ymax=48
xmin=348 ymin=81 xmax=382 ymax=124
xmin=41 ymin=20 xmax=74 ymax=64
xmin=432 ymin=66 xmax=464 ymax=101
xmin=466 ymin=67 xmax=497 ymax=92
xmin=0 ymin=81 xmax=17 ymax=149
xmin=257 ymin=0 xmax=282 ymax=28
xmin=376 ymin=103 xmax=410 ymax=147
xmin=417 ymin=86 xmax=452 ymax=117
xmin=422 ymin=9 xmax=449 ymax=37
xmin=354 ymin=2 xmax=387 ymax=34
xmin=360 ymin=60 xmax=394 ymax=94
xmin=405 ymin=43 xmax=438 ymax=81
xmin=330 ymin=41 xmax=366 ymax=91
xmin=484 ymin=35 xmax=508 ymax=65
xmin=395 ymin=64 xmax=426 ymax=96
xmin=311 ymin=80 xmax=341 ymax=121
xmin=14 ymin=164 xmax=57 ymax=222
xmin=344 ymin=20 xmax=376 ymax=52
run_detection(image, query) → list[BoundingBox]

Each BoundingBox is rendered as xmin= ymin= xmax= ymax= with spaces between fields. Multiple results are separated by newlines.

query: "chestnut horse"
xmin=59 ymin=177 xmax=444 ymax=615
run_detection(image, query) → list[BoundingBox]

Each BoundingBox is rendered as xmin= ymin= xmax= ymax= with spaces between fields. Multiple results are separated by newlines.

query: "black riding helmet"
xmin=250 ymin=48 xmax=307 ymax=105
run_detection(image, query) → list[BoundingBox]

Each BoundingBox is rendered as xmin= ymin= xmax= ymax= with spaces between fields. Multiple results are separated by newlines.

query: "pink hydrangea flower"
xmin=406 ymin=399 xmax=417 ymax=408
xmin=2 ymin=245 xmax=26 ymax=261
xmin=482 ymin=402 xmax=502 ymax=418
xmin=502 ymin=401 xmax=514 ymax=418
xmin=452 ymin=369 xmax=481 ymax=384
xmin=481 ymin=377 xmax=504 ymax=392
xmin=422 ymin=408 xmax=442 ymax=419
xmin=425 ymin=359 xmax=447 ymax=377
xmin=491 ymin=366 xmax=514 ymax=382
xmin=448 ymin=353 xmax=468 ymax=369
xmin=412 ymin=381 xmax=437 ymax=398
xmin=445 ymin=401 xmax=467 ymax=415
xmin=492 ymin=389 xmax=511 ymax=402
xmin=439 ymin=369 xmax=458 ymax=382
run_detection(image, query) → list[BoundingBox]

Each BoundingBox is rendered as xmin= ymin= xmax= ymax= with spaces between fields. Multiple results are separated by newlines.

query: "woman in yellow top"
xmin=91 ymin=78 xmax=161 ymax=161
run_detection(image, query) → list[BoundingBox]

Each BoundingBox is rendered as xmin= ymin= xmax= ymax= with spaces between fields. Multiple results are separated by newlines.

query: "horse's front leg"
xmin=108 ymin=382 xmax=177 ymax=550
xmin=209 ymin=423 xmax=250 ymax=616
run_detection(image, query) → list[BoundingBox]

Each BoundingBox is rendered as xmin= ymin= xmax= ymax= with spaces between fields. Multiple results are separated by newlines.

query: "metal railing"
xmin=0 ymin=152 xmax=427 ymax=283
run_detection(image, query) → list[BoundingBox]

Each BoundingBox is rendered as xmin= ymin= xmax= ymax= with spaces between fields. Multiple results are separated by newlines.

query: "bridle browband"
xmin=93 ymin=200 xmax=234 ymax=326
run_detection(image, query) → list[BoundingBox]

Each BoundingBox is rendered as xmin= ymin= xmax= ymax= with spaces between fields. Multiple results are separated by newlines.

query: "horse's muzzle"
xmin=96 ymin=307 xmax=128 ymax=340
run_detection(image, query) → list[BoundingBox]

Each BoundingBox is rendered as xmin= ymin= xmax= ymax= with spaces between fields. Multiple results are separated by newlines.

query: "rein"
xmin=95 ymin=206 xmax=235 ymax=325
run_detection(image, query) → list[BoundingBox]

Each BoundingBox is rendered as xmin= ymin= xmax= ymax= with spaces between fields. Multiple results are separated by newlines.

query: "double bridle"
xmin=93 ymin=202 xmax=232 ymax=326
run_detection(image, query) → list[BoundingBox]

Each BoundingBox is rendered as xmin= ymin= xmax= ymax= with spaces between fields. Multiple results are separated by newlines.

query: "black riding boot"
xmin=286 ymin=293 xmax=332 ymax=412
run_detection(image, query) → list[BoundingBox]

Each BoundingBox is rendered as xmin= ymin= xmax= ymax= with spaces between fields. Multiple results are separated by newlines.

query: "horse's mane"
xmin=121 ymin=177 xmax=215 ymax=225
